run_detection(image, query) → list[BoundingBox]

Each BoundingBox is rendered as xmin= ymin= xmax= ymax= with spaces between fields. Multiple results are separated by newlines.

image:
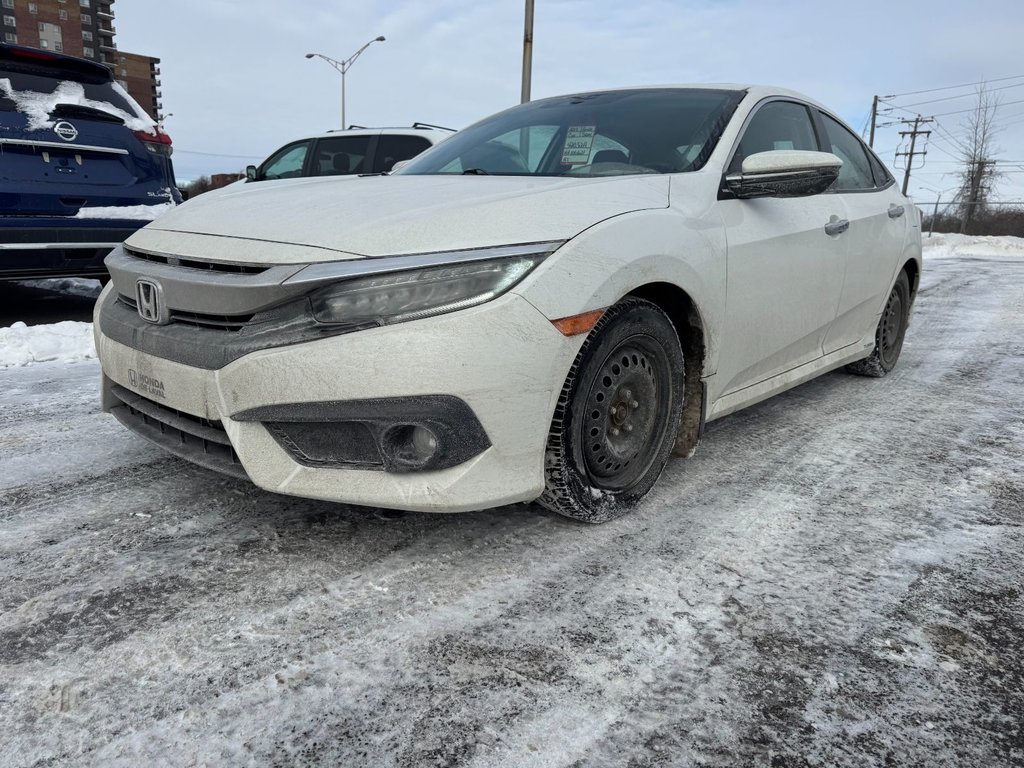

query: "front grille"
xmin=118 ymin=294 xmax=254 ymax=331
xmin=124 ymin=246 xmax=269 ymax=274
xmin=109 ymin=384 xmax=248 ymax=479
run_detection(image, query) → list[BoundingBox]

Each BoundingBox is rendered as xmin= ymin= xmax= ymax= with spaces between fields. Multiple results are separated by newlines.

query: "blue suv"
xmin=0 ymin=43 xmax=180 ymax=280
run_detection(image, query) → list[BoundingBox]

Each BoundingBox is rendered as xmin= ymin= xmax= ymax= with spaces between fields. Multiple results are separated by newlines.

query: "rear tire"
xmin=538 ymin=298 xmax=685 ymax=523
xmin=846 ymin=270 xmax=911 ymax=378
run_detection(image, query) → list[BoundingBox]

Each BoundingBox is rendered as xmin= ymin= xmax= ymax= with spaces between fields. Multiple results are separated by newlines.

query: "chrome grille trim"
xmin=0 ymin=138 xmax=130 ymax=155
xmin=117 ymin=294 xmax=254 ymax=331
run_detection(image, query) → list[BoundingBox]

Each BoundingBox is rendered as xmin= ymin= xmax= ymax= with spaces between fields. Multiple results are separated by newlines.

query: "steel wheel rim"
xmin=879 ymin=286 xmax=904 ymax=365
xmin=580 ymin=335 xmax=672 ymax=491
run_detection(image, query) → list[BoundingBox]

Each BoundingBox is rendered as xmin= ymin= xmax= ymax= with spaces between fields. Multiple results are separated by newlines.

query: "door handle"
xmin=888 ymin=204 xmax=905 ymax=219
xmin=824 ymin=219 xmax=850 ymax=236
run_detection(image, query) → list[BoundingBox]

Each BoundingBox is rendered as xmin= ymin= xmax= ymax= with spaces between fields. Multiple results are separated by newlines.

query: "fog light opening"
xmin=383 ymin=424 xmax=440 ymax=469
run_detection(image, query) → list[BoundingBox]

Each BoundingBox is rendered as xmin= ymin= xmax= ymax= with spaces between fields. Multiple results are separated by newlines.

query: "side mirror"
xmin=725 ymin=150 xmax=842 ymax=199
xmin=178 ymin=187 xmax=190 ymax=201
xmin=245 ymin=164 xmax=258 ymax=182
xmin=389 ymin=159 xmax=410 ymax=173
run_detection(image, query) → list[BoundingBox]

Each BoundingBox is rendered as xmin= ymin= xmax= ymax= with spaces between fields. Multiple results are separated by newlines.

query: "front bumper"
xmin=96 ymin=287 xmax=582 ymax=512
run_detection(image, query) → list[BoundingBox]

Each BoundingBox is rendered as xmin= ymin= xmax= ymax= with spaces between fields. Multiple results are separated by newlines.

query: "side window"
xmin=867 ymin=149 xmax=894 ymax=188
xmin=372 ymin=135 xmax=431 ymax=173
xmin=261 ymin=141 xmax=310 ymax=181
xmin=818 ymin=112 xmax=876 ymax=191
xmin=313 ymin=135 xmax=373 ymax=176
xmin=729 ymin=101 xmax=818 ymax=173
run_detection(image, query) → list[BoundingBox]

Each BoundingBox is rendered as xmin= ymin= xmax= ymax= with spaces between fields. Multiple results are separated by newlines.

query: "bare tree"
xmin=181 ymin=175 xmax=214 ymax=199
xmin=956 ymin=85 xmax=1002 ymax=233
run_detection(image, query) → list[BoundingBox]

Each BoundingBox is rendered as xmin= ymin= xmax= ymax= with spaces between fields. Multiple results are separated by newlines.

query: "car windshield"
xmin=398 ymin=88 xmax=743 ymax=177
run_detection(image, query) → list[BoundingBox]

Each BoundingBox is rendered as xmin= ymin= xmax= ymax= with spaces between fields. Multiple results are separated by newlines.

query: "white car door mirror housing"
xmin=245 ymin=164 xmax=258 ymax=182
xmin=725 ymin=150 xmax=843 ymax=199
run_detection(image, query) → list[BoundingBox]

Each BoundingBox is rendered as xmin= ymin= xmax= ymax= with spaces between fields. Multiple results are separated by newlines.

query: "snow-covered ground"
xmin=0 ymin=321 xmax=95 ymax=368
xmin=0 ymin=237 xmax=1021 ymax=766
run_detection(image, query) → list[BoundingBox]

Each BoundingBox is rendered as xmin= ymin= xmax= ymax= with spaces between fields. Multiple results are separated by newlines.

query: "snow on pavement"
xmin=0 ymin=320 xmax=95 ymax=368
xmin=0 ymin=237 xmax=1021 ymax=766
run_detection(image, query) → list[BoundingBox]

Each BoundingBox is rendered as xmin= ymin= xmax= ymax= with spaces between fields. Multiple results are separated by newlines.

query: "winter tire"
xmin=538 ymin=297 xmax=685 ymax=523
xmin=846 ymin=270 xmax=911 ymax=378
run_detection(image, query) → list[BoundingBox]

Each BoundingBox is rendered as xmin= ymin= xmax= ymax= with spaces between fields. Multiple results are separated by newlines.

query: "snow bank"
xmin=74 ymin=203 xmax=174 ymax=221
xmin=0 ymin=321 xmax=96 ymax=368
xmin=923 ymin=232 xmax=1024 ymax=260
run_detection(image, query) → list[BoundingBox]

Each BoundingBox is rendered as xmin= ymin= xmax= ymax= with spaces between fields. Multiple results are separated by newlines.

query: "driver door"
xmin=715 ymin=100 xmax=848 ymax=397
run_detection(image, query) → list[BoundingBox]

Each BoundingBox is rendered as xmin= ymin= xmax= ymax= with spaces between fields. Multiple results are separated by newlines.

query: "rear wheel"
xmin=538 ymin=298 xmax=684 ymax=523
xmin=846 ymin=270 xmax=911 ymax=377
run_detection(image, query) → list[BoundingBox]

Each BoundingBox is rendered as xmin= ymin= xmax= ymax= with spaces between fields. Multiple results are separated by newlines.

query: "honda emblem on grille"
xmin=136 ymin=279 xmax=170 ymax=324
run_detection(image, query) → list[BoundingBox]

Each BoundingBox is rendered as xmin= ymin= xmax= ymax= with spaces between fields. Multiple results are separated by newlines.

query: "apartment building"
xmin=1 ymin=0 xmax=163 ymax=119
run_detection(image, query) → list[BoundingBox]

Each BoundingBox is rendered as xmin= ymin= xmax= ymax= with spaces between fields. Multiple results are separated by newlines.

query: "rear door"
xmin=816 ymin=111 xmax=908 ymax=353
xmin=0 ymin=48 xmax=172 ymax=215
xmin=308 ymin=134 xmax=375 ymax=176
xmin=370 ymin=133 xmax=433 ymax=173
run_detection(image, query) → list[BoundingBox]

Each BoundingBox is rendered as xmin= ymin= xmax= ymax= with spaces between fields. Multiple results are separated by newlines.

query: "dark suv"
xmin=0 ymin=43 xmax=180 ymax=280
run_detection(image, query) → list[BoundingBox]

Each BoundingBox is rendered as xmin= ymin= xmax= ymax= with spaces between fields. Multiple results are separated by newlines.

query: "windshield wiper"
xmin=49 ymin=103 xmax=125 ymax=125
xmin=461 ymin=168 xmax=489 ymax=175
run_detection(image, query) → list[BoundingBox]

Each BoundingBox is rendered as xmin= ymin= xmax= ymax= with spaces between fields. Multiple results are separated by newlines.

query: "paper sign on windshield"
xmin=561 ymin=126 xmax=596 ymax=165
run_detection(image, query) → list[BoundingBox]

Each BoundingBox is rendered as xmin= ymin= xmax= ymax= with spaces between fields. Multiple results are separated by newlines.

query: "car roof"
xmin=0 ymin=41 xmax=113 ymax=81
xmin=300 ymin=125 xmax=456 ymax=142
xmin=537 ymin=83 xmax=829 ymax=107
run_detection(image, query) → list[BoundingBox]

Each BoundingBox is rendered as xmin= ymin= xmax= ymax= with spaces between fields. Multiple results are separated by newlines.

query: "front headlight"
xmin=310 ymin=256 xmax=543 ymax=326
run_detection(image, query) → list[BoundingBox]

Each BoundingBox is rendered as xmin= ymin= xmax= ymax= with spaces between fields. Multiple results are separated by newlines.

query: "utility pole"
xmin=521 ymin=0 xmax=534 ymax=104
xmin=868 ymin=95 xmax=878 ymax=148
xmin=895 ymin=115 xmax=933 ymax=196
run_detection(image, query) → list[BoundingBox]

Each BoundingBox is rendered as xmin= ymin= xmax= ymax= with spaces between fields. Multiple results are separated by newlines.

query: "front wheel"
xmin=846 ymin=270 xmax=911 ymax=378
xmin=538 ymin=298 xmax=685 ymax=523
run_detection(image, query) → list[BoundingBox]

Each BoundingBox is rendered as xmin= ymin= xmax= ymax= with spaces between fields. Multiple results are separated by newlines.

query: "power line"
xmin=927 ymin=142 xmax=962 ymax=162
xmin=884 ymin=74 xmax=1024 ymax=99
xmin=885 ymin=80 xmax=1024 ymax=109
xmin=930 ymin=97 xmax=1024 ymax=118
xmin=175 ymin=149 xmax=263 ymax=159
xmin=932 ymin=121 xmax=971 ymax=151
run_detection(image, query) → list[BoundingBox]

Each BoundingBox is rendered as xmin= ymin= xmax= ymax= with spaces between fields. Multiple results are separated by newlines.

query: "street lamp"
xmin=305 ymin=36 xmax=386 ymax=129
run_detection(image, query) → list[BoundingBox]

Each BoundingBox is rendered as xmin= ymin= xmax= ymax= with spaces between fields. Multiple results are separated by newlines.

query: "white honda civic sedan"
xmin=95 ymin=85 xmax=921 ymax=522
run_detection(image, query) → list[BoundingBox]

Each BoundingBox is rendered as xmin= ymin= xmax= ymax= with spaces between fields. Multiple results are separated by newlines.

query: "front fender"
xmin=513 ymin=205 xmax=727 ymax=376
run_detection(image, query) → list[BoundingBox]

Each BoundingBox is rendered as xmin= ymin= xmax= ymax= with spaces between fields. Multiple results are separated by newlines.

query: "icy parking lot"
xmin=0 ymin=235 xmax=1021 ymax=766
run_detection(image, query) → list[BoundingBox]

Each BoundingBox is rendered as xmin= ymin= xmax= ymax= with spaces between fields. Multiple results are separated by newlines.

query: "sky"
xmin=113 ymin=0 xmax=1024 ymax=203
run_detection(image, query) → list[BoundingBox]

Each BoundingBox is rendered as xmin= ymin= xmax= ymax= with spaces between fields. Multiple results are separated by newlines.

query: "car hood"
xmin=128 ymin=174 xmax=670 ymax=263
